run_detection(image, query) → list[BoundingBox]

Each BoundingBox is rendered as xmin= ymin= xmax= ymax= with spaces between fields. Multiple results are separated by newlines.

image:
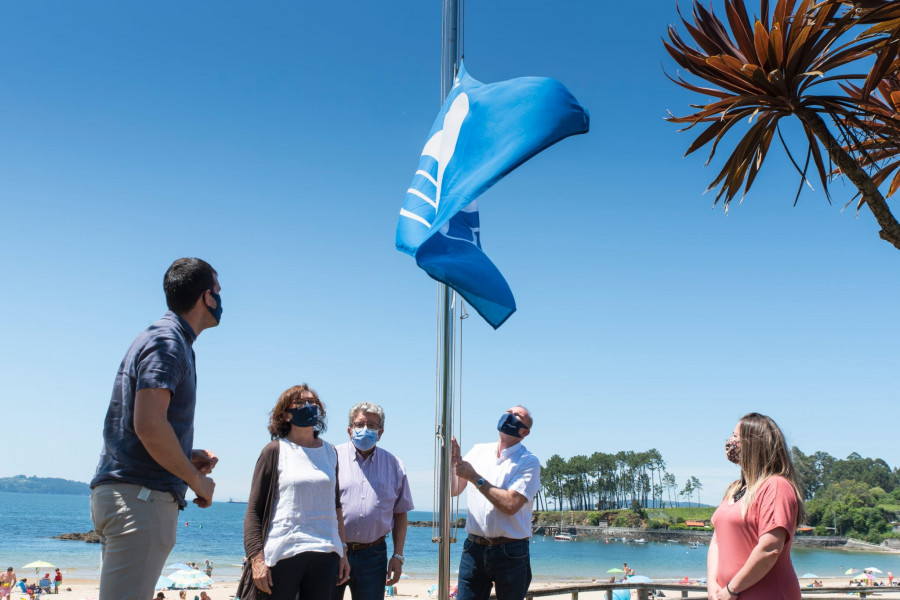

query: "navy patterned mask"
xmin=289 ymin=404 xmax=318 ymax=428
xmin=497 ymin=413 xmax=527 ymax=438
xmin=207 ymin=290 xmax=223 ymax=324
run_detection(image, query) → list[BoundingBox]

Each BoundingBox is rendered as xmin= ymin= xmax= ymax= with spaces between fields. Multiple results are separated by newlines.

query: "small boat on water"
xmin=634 ymin=538 xmax=648 ymax=544
xmin=554 ymin=533 xmax=573 ymax=541
xmin=689 ymin=542 xmax=700 ymax=549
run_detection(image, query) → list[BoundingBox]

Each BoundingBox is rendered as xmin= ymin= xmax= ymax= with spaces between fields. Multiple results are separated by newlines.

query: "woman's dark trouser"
xmin=456 ymin=538 xmax=531 ymax=600
xmin=265 ymin=551 xmax=340 ymax=600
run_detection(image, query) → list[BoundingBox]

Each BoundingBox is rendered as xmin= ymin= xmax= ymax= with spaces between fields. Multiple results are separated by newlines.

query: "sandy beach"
xmin=34 ymin=575 xmax=898 ymax=600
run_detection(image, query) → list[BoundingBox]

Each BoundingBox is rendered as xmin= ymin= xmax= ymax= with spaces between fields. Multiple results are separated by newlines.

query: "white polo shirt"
xmin=463 ymin=441 xmax=541 ymax=540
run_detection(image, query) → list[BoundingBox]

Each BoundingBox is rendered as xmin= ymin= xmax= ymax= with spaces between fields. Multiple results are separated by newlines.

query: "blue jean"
xmin=335 ymin=540 xmax=388 ymax=600
xmin=456 ymin=538 xmax=531 ymax=600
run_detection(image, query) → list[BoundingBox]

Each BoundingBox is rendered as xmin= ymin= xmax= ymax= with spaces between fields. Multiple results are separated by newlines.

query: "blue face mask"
xmin=289 ymin=404 xmax=319 ymax=428
xmin=351 ymin=427 xmax=379 ymax=451
xmin=497 ymin=413 xmax=527 ymax=438
xmin=207 ymin=290 xmax=223 ymax=324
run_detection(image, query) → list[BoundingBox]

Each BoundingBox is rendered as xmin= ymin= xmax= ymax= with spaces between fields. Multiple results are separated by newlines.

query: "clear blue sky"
xmin=1 ymin=1 xmax=897 ymax=513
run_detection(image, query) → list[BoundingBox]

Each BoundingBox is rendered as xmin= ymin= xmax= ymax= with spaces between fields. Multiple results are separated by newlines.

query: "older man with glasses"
xmin=336 ymin=402 xmax=414 ymax=600
xmin=451 ymin=406 xmax=541 ymax=600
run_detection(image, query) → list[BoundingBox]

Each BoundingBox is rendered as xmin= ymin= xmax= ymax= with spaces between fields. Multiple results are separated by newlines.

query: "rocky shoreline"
xmin=55 ymin=531 xmax=101 ymax=543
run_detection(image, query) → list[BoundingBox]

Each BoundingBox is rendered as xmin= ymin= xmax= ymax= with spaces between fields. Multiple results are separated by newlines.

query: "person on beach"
xmin=0 ymin=568 xmax=15 ymax=600
xmin=450 ymin=406 xmax=541 ymax=600
xmin=623 ymin=563 xmax=634 ymax=577
xmin=336 ymin=401 xmax=415 ymax=600
xmin=52 ymin=569 xmax=61 ymax=594
xmin=237 ymin=385 xmax=351 ymax=600
xmin=90 ymin=258 xmax=222 ymax=600
xmin=707 ymin=413 xmax=805 ymax=600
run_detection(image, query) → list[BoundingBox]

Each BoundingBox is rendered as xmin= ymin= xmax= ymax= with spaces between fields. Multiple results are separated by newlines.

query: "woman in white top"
xmin=240 ymin=385 xmax=351 ymax=600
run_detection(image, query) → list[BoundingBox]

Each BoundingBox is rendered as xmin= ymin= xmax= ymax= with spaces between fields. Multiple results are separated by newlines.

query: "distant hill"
xmin=0 ymin=475 xmax=90 ymax=495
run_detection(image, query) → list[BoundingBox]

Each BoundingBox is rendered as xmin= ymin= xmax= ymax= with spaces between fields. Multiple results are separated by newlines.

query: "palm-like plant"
xmin=841 ymin=73 xmax=900 ymax=196
xmin=665 ymin=0 xmax=900 ymax=250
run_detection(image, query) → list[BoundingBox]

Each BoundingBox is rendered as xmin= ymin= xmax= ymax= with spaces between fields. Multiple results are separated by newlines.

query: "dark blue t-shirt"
xmin=91 ymin=311 xmax=197 ymax=506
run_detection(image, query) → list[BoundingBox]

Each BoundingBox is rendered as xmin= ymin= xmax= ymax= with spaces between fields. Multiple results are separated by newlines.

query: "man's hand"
xmin=251 ymin=554 xmax=272 ymax=594
xmin=336 ymin=555 xmax=351 ymax=585
xmin=451 ymin=437 xmax=461 ymax=464
xmin=386 ymin=556 xmax=403 ymax=586
xmin=454 ymin=459 xmax=478 ymax=484
xmin=191 ymin=474 xmax=216 ymax=508
xmin=191 ymin=449 xmax=218 ymax=474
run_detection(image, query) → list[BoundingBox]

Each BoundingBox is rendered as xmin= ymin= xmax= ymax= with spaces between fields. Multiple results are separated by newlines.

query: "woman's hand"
xmin=714 ymin=585 xmax=736 ymax=600
xmin=251 ymin=553 xmax=273 ymax=594
xmin=706 ymin=581 xmax=721 ymax=600
xmin=336 ymin=554 xmax=351 ymax=585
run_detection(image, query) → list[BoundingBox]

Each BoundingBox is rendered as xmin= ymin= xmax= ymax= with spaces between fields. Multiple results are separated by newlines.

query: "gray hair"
xmin=348 ymin=402 xmax=385 ymax=428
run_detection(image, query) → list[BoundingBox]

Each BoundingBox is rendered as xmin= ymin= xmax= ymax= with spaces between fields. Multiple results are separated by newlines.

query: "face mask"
xmin=351 ymin=427 xmax=379 ymax=451
xmin=289 ymin=404 xmax=318 ymax=428
xmin=725 ymin=437 xmax=741 ymax=464
xmin=497 ymin=413 xmax=526 ymax=438
xmin=207 ymin=290 xmax=223 ymax=324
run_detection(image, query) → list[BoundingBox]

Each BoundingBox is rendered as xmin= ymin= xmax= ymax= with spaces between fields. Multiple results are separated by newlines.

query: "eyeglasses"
xmin=292 ymin=398 xmax=318 ymax=407
xmin=352 ymin=422 xmax=381 ymax=430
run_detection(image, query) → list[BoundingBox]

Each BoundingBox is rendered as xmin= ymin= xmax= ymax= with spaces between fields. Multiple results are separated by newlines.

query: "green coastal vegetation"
xmin=0 ymin=475 xmax=90 ymax=495
xmin=535 ymin=449 xmax=900 ymax=543
xmin=793 ymin=449 xmax=900 ymax=544
xmin=535 ymin=449 xmax=706 ymax=511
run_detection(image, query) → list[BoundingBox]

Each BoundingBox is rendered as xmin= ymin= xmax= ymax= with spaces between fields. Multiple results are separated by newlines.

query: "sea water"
xmin=0 ymin=493 xmax=896 ymax=583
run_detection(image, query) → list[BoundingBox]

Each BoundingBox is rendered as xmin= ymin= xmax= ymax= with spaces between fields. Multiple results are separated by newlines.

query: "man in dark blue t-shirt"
xmin=90 ymin=257 xmax=222 ymax=600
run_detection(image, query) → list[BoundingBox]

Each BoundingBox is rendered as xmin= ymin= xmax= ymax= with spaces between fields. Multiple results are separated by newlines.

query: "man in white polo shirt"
xmin=450 ymin=406 xmax=540 ymax=600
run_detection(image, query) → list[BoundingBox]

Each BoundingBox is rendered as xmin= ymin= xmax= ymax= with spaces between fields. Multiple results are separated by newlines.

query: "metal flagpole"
xmin=437 ymin=1 xmax=459 ymax=600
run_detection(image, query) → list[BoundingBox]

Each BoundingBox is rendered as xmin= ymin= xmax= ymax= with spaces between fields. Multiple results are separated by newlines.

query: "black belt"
xmin=468 ymin=533 xmax=528 ymax=546
xmin=346 ymin=535 xmax=386 ymax=551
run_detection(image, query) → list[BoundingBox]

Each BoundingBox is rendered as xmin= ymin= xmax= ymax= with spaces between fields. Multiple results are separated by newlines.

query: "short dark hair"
xmin=163 ymin=258 xmax=217 ymax=314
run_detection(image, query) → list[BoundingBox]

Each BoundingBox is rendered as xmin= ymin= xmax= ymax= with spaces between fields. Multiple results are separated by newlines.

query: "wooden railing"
xmin=519 ymin=582 xmax=900 ymax=600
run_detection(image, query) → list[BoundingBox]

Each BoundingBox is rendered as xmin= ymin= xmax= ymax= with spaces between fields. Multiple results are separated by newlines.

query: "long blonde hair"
xmin=723 ymin=412 xmax=806 ymax=523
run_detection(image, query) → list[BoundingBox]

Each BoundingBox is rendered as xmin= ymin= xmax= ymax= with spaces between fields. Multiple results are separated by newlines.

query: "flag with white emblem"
xmin=396 ymin=63 xmax=589 ymax=328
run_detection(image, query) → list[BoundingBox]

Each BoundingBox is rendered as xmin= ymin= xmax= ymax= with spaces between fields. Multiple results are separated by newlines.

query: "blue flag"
xmin=396 ymin=63 xmax=589 ymax=329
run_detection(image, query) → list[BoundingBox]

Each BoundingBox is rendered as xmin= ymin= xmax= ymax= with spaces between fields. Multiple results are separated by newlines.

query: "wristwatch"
xmin=476 ymin=477 xmax=485 ymax=488
xmin=392 ymin=553 xmax=405 ymax=564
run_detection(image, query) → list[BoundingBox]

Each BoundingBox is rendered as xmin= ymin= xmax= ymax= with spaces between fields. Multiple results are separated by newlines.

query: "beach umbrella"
xmin=165 ymin=562 xmax=194 ymax=571
xmin=800 ymin=573 xmax=819 ymax=579
xmin=155 ymin=575 xmax=174 ymax=590
xmin=168 ymin=569 xmax=212 ymax=589
xmin=607 ymin=568 xmax=624 ymax=573
xmin=853 ymin=573 xmax=873 ymax=581
xmin=845 ymin=568 xmax=859 ymax=575
xmin=22 ymin=562 xmax=56 ymax=576
xmin=865 ymin=567 xmax=883 ymax=574
xmin=628 ymin=575 xmax=654 ymax=583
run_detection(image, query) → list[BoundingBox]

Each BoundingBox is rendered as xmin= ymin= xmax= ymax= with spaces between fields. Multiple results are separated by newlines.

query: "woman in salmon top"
xmin=708 ymin=413 xmax=805 ymax=600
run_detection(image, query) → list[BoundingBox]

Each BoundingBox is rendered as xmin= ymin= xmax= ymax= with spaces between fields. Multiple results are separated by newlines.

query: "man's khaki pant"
xmin=91 ymin=483 xmax=178 ymax=600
